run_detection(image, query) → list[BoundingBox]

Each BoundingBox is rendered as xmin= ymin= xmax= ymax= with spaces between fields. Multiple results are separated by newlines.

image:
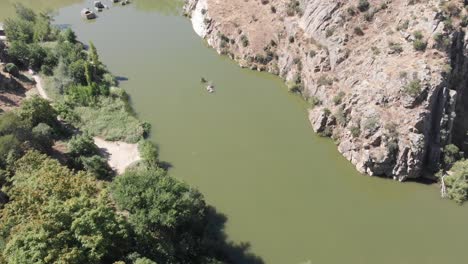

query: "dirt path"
xmin=33 ymin=73 xmax=141 ymax=174
xmin=31 ymin=71 xmax=49 ymax=100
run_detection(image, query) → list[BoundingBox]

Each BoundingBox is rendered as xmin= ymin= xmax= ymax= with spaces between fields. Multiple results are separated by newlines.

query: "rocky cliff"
xmin=184 ymin=0 xmax=468 ymax=181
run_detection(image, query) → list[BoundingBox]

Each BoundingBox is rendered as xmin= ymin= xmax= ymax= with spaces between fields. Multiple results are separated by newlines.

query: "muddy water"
xmin=8 ymin=1 xmax=468 ymax=263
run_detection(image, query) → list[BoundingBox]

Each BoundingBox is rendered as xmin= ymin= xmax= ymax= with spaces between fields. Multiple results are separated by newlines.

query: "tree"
xmin=13 ymin=3 xmax=36 ymax=22
xmin=62 ymin=28 xmax=77 ymax=43
xmin=134 ymin=257 xmax=158 ymax=264
xmin=3 ymin=63 xmax=19 ymax=77
xmin=7 ymin=41 xmax=31 ymax=66
xmin=52 ymin=60 xmax=73 ymax=94
xmin=69 ymin=59 xmax=87 ymax=85
xmin=111 ymin=168 xmax=208 ymax=262
xmin=33 ymin=13 xmax=52 ymax=42
xmin=81 ymin=155 xmax=113 ymax=180
xmin=32 ymin=123 xmax=54 ymax=150
xmin=445 ymin=159 xmax=468 ymax=203
xmin=68 ymin=133 xmax=99 ymax=157
xmin=18 ymin=96 xmax=58 ymax=128
xmin=27 ymin=43 xmax=47 ymax=70
xmin=0 ymin=151 xmax=131 ymax=263
xmin=138 ymin=140 xmax=159 ymax=167
xmin=3 ymin=18 xmax=34 ymax=43
xmin=443 ymin=144 xmax=462 ymax=169
xmin=0 ymin=135 xmax=21 ymax=168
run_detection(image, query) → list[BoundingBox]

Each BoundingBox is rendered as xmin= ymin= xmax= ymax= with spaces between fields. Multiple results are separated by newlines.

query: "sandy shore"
xmin=33 ymin=73 xmax=141 ymax=174
xmin=94 ymin=137 xmax=141 ymax=174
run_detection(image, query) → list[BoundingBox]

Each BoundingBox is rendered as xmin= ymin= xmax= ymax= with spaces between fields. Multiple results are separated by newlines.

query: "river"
xmin=3 ymin=1 xmax=468 ymax=263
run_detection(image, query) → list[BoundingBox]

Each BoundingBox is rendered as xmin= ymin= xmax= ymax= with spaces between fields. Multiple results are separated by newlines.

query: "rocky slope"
xmin=184 ymin=0 xmax=468 ymax=181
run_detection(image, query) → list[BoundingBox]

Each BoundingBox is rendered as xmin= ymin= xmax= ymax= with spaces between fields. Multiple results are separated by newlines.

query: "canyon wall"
xmin=184 ymin=0 xmax=468 ymax=180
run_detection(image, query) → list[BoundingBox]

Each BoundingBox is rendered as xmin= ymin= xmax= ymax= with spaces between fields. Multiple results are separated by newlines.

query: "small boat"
xmin=81 ymin=8 xmax=97 ymax=19
xmin=207 ymin=85 xmax=215 ymax=93
xmin=94 ymin=1 xmax=105 ymax=11
xmin=121 ymin=0 xmax=130 ymax=5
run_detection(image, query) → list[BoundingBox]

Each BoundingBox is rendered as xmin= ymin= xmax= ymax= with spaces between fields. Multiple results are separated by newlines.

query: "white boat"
xmin=207 ymin=85 xmax=215 ymax=93
xmin=94 ymin=1 xmax=105 ymax=11
xmin=81 ymin=8 xmax=96 ymax=19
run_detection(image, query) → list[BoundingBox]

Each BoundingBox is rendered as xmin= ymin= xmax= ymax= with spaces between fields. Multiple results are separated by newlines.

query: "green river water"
xmin=2 ymin=1 xmax=468 ymax=263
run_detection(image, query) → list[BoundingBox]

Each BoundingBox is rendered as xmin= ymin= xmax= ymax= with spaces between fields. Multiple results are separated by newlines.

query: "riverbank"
xmin=32 ymin=72 xmax=141 ymax=174
xmin=0 ymin=5 xmax=241 ymax=263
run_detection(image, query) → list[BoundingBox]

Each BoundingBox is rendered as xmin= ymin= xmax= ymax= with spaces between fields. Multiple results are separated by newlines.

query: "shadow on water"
xmin=158 ymin=160 xmax=173 ymax=170
xmin=115 ymin=76 xmax=130 ymax=82
xmin=205 ymin=206 xmax=265 ymax=264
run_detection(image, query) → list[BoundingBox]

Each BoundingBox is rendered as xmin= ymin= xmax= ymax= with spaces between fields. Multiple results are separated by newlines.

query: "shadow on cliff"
xmin=204 ymin=206 xmax=265 ymax=264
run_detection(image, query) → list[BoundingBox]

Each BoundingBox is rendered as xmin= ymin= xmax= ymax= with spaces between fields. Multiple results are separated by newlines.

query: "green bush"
xmin=333 ymin=91 xmax=346 ymax=105
xmin=240 ymin=35 xmax=249 ymax=47
xmin=4 ymin=63 xmax=19 ymax=77
xmin=18 ymin=96 xmax=58 ymax=128
xmin=413 ymin=39 xmax=427 ymax=51
xmin=138 ymin=140 xmax=159 ymax=167
xmin=443 ymin=144 xmax=462 ymax=169
xmin=72 ymin=96 xmax=145 ymax=143
xmin=81 ymin=155 xmax=113 ymax=179
xmin=357 ymin=0 xmax=370 ymax=12
xmin=403 ymin=79 xmax=422 ymax=97
xmin=445 ymin=160 xmax=468 ymax=203
xmin=32 ymin=123 xmax=54 ymax=150
xmin=350 ymin=125 xmax=361 ymax=138
xmin=388 ymin=42 xmax=403 ymax=54
xmin=68 ymin=133 xmax=99 ymax=157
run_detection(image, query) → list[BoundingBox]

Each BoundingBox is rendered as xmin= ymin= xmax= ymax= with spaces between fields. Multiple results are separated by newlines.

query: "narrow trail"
xmin=31 ymin=73 xmax=49 ymax=100
xmin=32 ymin=72 xmax=140 ymax=174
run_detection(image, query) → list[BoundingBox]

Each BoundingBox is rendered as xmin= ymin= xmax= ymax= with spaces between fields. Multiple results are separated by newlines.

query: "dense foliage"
xmin=3 ymin=4 xmax=146 ymax=143
xmin=0 ymin=5 xmax=261 ymax=264
xmin=0 ymin=152 xmax=130 ymax=264
xmin=444 ymin=159 xmax=468 ymax=203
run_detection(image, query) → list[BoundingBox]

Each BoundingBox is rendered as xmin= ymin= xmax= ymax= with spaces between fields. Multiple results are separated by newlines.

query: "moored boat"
xmin=81 ymin=8 xmax=96 ymax=19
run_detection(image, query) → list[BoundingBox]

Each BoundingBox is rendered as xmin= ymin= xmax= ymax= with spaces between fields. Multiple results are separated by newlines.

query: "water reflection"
xmin=134 ymin=0 xmax=184 ymax=15
xmin=0 ymin=0 xmax=82 ymax=21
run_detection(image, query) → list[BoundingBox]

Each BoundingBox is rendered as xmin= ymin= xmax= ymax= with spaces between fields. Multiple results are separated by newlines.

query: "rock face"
xmin=184 ymin=0 xmax=468 ymax=181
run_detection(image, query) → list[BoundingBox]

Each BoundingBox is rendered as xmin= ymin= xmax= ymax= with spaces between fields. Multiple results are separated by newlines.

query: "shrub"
xmin=18 ymin=96 xmax=58 ymax=128
xmin=72 ymin=96 xmax=145 ymax=143
xmin=7 ymin=41 xmax=31 ymax=67
xmin=333 ymin=91 xmax=345 ymax=105
xmin=445 ymin=160 xmax=468 ymax=203
xmin=413 ymin=39 xmax=427 ymax=51
xmin=354 ymin=27 xmax=364 ymax=36
xmin=335 ymin=108 xmax=347 ymax=126
xmin=357 ymin=0 xmax=370 ymax=12
xmin=32 ymin=123 xmax=54 ymax=150
xmin=350 ymin=125 xmax=361 ymax=138
xmin=68 ymin=133 xmax=99 ymax=157
xmin=403 ymin=79 xmax=422 ymax=97
xmin=240 ymin=35 xmax=249 ymax=47
xmin=413 ymin=30 xmax=424 ymax=40
xmin=4 ymin=63 xmax=19 ymax=77
xmin=443 ymin=144 xmax=462 ymax=169
xmin=388 ymin=41 xmax=403 ymax=54
xmin=308 ymin=96 xmax=321 ymax=108
xmin=317 ymin=75 xmax=334 ymax=86
xmin=81 ymin=155 xmax=113 ymax=179
xmin=138 ymin=140 xmax=159 ymax=167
